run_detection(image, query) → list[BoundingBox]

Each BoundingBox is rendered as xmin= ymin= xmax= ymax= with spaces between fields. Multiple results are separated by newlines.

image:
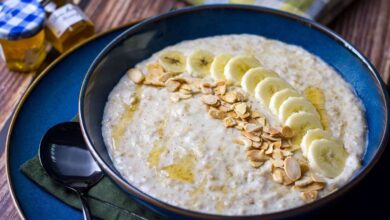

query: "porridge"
xmin=102 ymin=34 xmax=366 ymax=215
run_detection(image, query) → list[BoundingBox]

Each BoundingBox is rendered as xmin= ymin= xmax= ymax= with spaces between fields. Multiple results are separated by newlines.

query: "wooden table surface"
xmin=0 ymin=0 xmax=389 ymax=219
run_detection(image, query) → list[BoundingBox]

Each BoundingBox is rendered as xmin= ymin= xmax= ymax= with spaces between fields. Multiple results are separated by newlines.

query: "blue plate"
xmin=5 ymin=24 xmax=133 ymax=220
xmin=5 ymin=5 xmax=390 ymax=220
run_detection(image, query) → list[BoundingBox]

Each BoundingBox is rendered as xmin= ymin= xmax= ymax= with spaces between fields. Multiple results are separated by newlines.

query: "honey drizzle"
xmin=111 ymin=86 xmax=142 ymax=149
xmin=162 ymin=152 xmax=196 ymax=183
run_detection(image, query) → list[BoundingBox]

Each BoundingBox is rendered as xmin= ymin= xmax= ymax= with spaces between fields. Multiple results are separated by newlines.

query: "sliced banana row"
xmin=158 ymin=50 xmax=348 ymax=178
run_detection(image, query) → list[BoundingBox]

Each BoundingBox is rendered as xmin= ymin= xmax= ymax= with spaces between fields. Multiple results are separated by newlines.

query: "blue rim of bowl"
xmin=79 ymin=4 xmax=390 ymax=219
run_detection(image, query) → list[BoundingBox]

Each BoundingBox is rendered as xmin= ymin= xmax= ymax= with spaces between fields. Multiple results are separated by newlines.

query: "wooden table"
xmin=0 ymin=0 xmax=389 ymax=219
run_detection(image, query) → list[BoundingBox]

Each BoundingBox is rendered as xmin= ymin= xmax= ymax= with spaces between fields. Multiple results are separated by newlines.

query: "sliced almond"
xmin=165 ymin=80 xmax=181 ymax=92
xmin=281 ymin=126 xmax=294 ymax=138
xmin=127 ymin=68 xmax=145 ymax=84
xmin=208 ymin=108 xmax=226 ymax=119
xmin=284 ymin=157 xmax=301 ymax=181
xmin=294 ymin=176 xmax=313 ymax=187
xmin=281 ymin=149 xmax=293 ymax=157
xmin=251 ymin=111 xmax=262 ymax=119
xmin=300 ymin=191 xmax=318 ymax=203
xmin=201 ymin=95 xmax=219 ymax=106
xmin=272 ymin=168 xmax=284 ymax=183
xmin=223 ymin=92 xmax=237 ymax=103
xmin=273 ymin=140 xmax=282 ymax=148
xmin=223 ymin=117 xmax=236 ymax=128
xmin=241 ymin=131 xmax=260 ymax=142
xmin=178 ymin=92 xmax=192 ymax=99
xmin=247 ymin=149 xmax=268 ymax=162
xmin=234 ymin=103 xmax=247 ymax=115
xmin=272 ymin=148 xmax=283 ymax=160
xmin=257 ymin=117 xmax=266 ymax=127
xmin=249 ymin=161 xmax=264 ymax=168
xmin=293 ymin=182 xmax=325 ymax=192
xmin=180 ymin=84 xmax=192 ymax=91
xmin=201 ymin=86 xmax=213 ymax=94
xmin=260 ymin=142 xmax=269 ymax=150
xmin=170 ymin=77 xmax=188 ymax=83
xmin=272 ymin=159 xmax=284 ymax=168
xmin=227 ymin=111 xmax=238 ymax=118
xmin=265 ymin=145 xmax=273 ymax=155
xmin=235 ymin=91 xmax=247 ymax=102
xmin=240 ymin=136 xmax=253 ymax=149
xmin=252 ymin=141 xmax=261 ymax=149
xmin=159 ymin=72 xmax=175 ymax=82
xmin=214 ymin=85 xmax=227 ymax=95
xmin=310 ymin=172 xmax=326 ymax=183
xmin=239 ymin=112 xmax=251 ymax=119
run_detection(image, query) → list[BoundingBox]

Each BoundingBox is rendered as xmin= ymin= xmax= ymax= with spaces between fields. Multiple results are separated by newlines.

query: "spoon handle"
xmin=78 ymin=191 xmax=92 ymax=220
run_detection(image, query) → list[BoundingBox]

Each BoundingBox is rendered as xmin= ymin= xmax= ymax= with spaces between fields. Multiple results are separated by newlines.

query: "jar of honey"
xmin=0 ymin=0 xmax=47 ymax=72
xmin=40 ymin=0 xmax=94 ymax=53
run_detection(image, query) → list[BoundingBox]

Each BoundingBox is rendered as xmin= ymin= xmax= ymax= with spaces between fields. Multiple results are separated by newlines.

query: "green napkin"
xmin=20 ymin=156 xmax=165 ymax=220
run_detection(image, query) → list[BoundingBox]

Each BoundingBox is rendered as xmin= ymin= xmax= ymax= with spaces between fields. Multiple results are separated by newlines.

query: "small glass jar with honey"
xmin=40 ymin=0 xmax=95 ymax=53
xmin=0 ymin=0 xmax=47 ymax=72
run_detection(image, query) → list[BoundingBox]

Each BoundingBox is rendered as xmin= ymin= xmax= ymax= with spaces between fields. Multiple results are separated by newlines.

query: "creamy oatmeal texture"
xmin=102 ymin=34 xmax=366 ymax=215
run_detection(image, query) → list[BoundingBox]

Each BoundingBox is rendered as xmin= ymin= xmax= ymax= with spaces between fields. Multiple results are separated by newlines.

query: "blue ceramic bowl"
xmin=79 ymin=5 xmax=390 ymax=219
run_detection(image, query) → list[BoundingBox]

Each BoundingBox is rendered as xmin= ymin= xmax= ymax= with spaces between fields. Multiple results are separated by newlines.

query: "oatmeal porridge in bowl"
xmin=101 ymin=34 xmax=366 ymax=215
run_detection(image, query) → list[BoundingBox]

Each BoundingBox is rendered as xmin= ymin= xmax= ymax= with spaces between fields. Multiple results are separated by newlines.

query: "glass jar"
xmin=0 ymin=0 xmax=47 ymax=72
xmin=40 ymin=0 xmax=95 ymax=53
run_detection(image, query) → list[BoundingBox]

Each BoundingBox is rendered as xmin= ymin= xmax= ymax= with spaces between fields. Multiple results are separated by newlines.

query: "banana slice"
xmin=224 ymin=55 xmax=261 ymax=84
xmin=269 ymin=88 xmax=300 ymax=115
xmin=285 ymin=112 xmax=322 ymax=145
xmin=301 ymin=128 xmax=334 ymax=156
xmin=158 ymin=51 xmax=186 ymax=73
xmin=187 ymin=49 xmax=214 ymax=77
xmin=304 ymin=86 xmax=329 ymax=129
xmin=307 ymin=139 xmax=348 ymax=178
xmin=255 ymin=77 xmax=291 ymax=106
xmin=278 ymin=97 xmax=320 ymax=123
xmin=241 ymin=67 xmax=278 ymax=95
xmin=210 ymin=54 xmax=232 ymax=80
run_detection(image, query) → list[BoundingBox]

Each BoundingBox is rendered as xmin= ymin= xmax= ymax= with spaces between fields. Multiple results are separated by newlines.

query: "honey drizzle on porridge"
xmin=161 ymin=152 xmax=196 ymax=183
xmin=111 ymin=86 xmax=142 ymax=149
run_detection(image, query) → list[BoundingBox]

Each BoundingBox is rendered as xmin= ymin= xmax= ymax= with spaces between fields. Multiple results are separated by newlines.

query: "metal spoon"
xmin=39 ymin=122 xmax=103 ymax=220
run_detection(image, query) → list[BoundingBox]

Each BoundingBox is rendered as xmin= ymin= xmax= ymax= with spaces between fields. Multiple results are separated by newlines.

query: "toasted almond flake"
xmin=223 ymin=92 xmax=237 ymax=103
xmin=208 ymin=108 xmax=226 ymax=119
xmin=179 ymin=88 xmax=192 ymax=95
xmin=310 ymin=172 xmax=326 ymax=183
xmin=178 ymin=93 xmax=192 ymax=99
xmin=293 ymin=182 xmax=325 ymax=192
xmin=127 ymin=68 xmax=145 ymax=84
xmin=240 ymin=136 xmax=253 ymax=149
xmin=201 ymin=95 xmax=219 ymax=106
xmin=257 ymin=117 xmax=266 ymax=126
xmin=147 ymin=63 xmax=164 ymax=75
xmin=252 ymin=141 xmax=261 ymax=149
xmin=241 ymin=131 xmax=260 ymax=142
xmin=239 ymin=112 xmax=251 ymax=119
xmin=281 ymin=149 xmax=293 ymax=157
xmin=265 ymin=145 xmax=273 ymax=155
xmin=294 ymin=176 xmax=313 ymax=187
xmin=272 ymin=148 xmax=283 ymax=160
xmin=268 ymin=128 xmax=282 ymax=138
xmin=227 ymin=111 xmax=238 ymax=118
xmin=281 ymin=126 xmax=294 ymax=138
xmin=272 ymin=159 xmax=284 ymax=168
xmin=165 ymin=80 xmax=181 ymax=92
xmin=272 ymin=168 xmax=284 ymax=183
xmin=299 ymin=158 xmax=310 ymax=173
xmin=144 ymin=80 xmax=165 ymax=87
xmin=234 ymin=103 xmax=247 ymax=115
xmin=223 ymin=117 xmax=237 ymax=128
xmin=262 ymin=133 xmax=281 ymax=142
xmin=235 ymin=91 xmax=247 ymax=102
xmin=251 ymin=111 xmax=262 ymax=119
xmin=249 ymin=161 xmax=264 ymax=168
xmin=202 ymin=82 xmax=216 ymax=88
xmin=219 ymin=105 xmax=230 ymax=112
xmin=284 ymin=157 xmax=301 ymax=181
xmin=201 ymin=86 xmax=213 ymax=94
xmin=159 ymin=72 xmax=175 ymax=82
xmin=214 ymin=85 xmax=227 ymax=95
xmin=170 ymin=93 xmax=180 ymax=102
xmin=300 ymin=191 xmax=318 ymax=203
xmin=180 ymin=84 xmax=192 ymax=91
xmin=247 ymin=149 xmax=268 ymax=162
xmin=170 ymin=77 xmax=188 ymax=83
xmin=273 ymin=140 xmax=282 ymax=148
xmin=261 ymin=142 xmax=269 ymax=150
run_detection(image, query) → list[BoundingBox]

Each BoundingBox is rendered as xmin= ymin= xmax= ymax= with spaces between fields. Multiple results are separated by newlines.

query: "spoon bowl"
xmin=39 ymin=122 xmax=103 ymax=220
